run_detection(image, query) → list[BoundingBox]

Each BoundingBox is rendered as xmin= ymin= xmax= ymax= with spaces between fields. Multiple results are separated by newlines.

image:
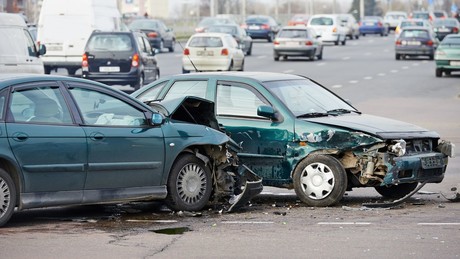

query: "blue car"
xmin=359 ymin=16 xmax=389 ymax=36
xmin=242 ymin=15 xmax=280 ymax=42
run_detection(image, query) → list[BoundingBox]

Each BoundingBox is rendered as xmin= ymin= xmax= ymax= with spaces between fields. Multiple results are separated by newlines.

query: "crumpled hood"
xmin=303 ymin=113 xmax=440 ymax=139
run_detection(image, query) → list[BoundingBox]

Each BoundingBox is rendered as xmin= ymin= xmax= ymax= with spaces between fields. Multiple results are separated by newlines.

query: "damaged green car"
xmin=133 ymin=72 xmax=455 ymax=207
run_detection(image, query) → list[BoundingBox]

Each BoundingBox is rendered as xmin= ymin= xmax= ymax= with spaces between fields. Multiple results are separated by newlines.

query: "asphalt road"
xmin=2 ymin=33 xmax=460 ymax=259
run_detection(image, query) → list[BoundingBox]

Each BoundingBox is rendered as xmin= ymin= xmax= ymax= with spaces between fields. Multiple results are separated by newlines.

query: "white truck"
xmin=37 ymin=0 xmax=125 ymax=75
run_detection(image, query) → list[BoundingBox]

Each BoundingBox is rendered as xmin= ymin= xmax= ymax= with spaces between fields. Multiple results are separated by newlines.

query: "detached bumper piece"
xmin=228 ymin=165 xmax=263 ymax=212
xmin=363 ymin=181 xmax=428 ymax=208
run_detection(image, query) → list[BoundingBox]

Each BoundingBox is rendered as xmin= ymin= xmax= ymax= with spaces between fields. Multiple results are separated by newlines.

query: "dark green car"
xmin=133 ymin=72 xmax=455 ymax=207
xmin=435 ymin=34 xmax=460 ymax=77
xmin=0 ymin=74 xmax=261 ymax=227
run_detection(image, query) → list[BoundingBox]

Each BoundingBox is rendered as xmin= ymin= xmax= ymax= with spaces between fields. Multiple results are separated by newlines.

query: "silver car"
xmin=273 ymin=26 xmax=323 ymax=61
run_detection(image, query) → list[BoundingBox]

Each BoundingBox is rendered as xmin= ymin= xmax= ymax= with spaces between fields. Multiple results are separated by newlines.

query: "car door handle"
xmin=12 ymin=132 xmax=29 ymax=141
xmin=89 ymin=132 xmax=105 ymax=141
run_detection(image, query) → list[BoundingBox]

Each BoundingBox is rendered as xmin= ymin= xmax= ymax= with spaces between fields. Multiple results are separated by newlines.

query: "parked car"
xmin=395 ymin=27 xmax=438 ymax=60
xmin=132 ymin=72 xmax=454 ymax=207
xmin=432 ymin=18 xmax=460 ymax=41
xmin=0 ymin=13 xmax=46 ymax=74
xmin=182 ymin=32 xmax=245 ymax=73
xmin=81 ymin=31 xmax=160 ymax=89
xmin=287 ymin=14 xmax=310 ymax=26
xmin=195 ymin=17 xmax=236 ymax=33
xmin=395 ymin=19 xmax=432 ymax=40
xmin=433 ymin=10 xmax=449 ymax=19
xmin=308 ymin=14 xmax=347 ymax=45
xmin=242 ymin=15 xmax=280 ymax=42
xmin=205 ymin=24 xmax=253 ymax=55
xmin=338 ymin=13 xmax=360 ymax=39
xmin=273 ymin=26 xmax=323 ymax=61
xmin=383 ymin=11 xmax=407 ymax=31
xmin=0 ymin=73 xmax=263 ymax=227
xmin=128 ymin=18 xmax=176 ymax=52
xmin=359 ymin=16 xmax=389 ymax=36
xmin=435 ymin=34 xmax=460 ymax=77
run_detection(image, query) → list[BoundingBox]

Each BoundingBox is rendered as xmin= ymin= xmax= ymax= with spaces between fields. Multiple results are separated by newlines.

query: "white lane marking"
xmin=422 ymin=60 xmax=429 ymax=64
xmin=391 ymin=69 xmax=398 ymax=73
xmin=384 ymin=49 xmax=389 ymax=52
xmin=363 ymin=76 xmax=373 ymax=80
xmin=283 ymin=69 xmax=294 ymax=73
xmin=364 ymin=52 xmax=372 ymax=56
xmin=257 ymin=55 xmax=267 ymax=59
xmin=378 ymin=73 xmax=386 ymax=76
xmin=350 ymin=42 xmax=358 ymax=46
xmin=318 ymin=222 xmax=371 ymax=225
xmin=175 ymin=54 xmax=182 ymax=58
xmin=349 ymin=80 xmax=359 ymax=84
xmin=418 ymin=223 xmax=460 ymax=226
xmin=402 ymin=66 xmax=409 ymax=69
xmin=342 ymin=57 xmax=351 ymax=60
xmin=412 ymin=63 xmax=420 ymax=66
xmin=317 ymin=62 xmax=326 ymax=66
xmin=222 ymin=221 xmax=275 ymax=224
xmin=332 ymin=85 xmax=343 ymax=88
xmin=367 ymin=40 xmax=375 ymax=43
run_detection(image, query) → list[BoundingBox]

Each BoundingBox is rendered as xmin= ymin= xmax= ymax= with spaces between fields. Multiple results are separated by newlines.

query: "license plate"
xmin=249 ymin=25 xmax=260 ymax=30
xmin=197 ymin=51 xmax=214 ymax=56
xmin=421 ymin=156 xmax=444 ymax=169
xmin=439 ymin=28 xmax=450 ymax=32
xmin=365 ymin=22 xmax=375 ymax=26
xmin=407 ymin=41 xmax=421 ymax=46
xmin=450 ymin=61 xmax=460 ymax=66
xmin=99 ymin=66 xmax=120 ymax=72
xmin=285 ymin=41 xmax=300 ymax=46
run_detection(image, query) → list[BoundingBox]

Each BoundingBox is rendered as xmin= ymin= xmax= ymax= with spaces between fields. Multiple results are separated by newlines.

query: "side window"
xmin=69 ymin=87 xmax=147 ymax=126
xmin=0 ymin=90 xmax=7 ymax=121
xmin=136 ymin=35 xmax=147 ymax=53
xmin=142 ymin=37 xmax=153 ymax=55
xmin=163 ymin=80 xmax=207 ymax=101
xmin=9 ymin=86 xmax=72 ymax=124
xmin=137 ymin=81 xmax=168 ymax=102
xmin=23 ymin=29 xmax=37 ymax=57
xmin=216 ymin=82 xmax=270 ymax=118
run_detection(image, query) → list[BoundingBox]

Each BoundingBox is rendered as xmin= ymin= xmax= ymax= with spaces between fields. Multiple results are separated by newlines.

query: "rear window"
xmin=278 ymin=29 xmax=309 ymax=38
xmin=401 ymin=21 xmax=423 ymax=27
xmin=188 ymin=36 xmax=223 ymax=47
xmin=207 ymin=26 xmax=237 ymax=35
xmin=434 ymin=19 xmax=458 ymax=26
xmin=401 ymin=29 xmax=429 ymax=38
xmin=441 ymin=36 xmax=460 ymax=45
xmin=310 ymin=17 xmax=333 ymax=26
xmin=86 ymin=34 xmax=133 ymax=51
xmin=246 ymin=17 xmax=269 ymax=24
xmin=413 ymin=13 xmax=429 ymax=19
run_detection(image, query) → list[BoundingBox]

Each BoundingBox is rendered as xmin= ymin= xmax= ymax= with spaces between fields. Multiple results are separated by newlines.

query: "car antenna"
xmin=178 ymin=41 xmax=200 ymax=72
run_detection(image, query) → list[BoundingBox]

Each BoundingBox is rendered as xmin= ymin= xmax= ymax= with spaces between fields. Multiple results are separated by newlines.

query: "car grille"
xmin=405 ymin=139 xmax=434 ymax=154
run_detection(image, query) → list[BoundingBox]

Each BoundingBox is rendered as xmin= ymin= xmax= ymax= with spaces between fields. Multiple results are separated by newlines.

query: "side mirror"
xmin=151 ymin=113 xmax=164 ymax=125
xmin=38 ymin=44 xmax=46 ymax=56
xmin=257 ymin=105 xmax=278 ymax=120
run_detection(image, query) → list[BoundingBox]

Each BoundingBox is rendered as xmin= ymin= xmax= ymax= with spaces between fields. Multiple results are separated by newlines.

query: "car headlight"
xmin=435 ymin=50 xmax=446 ymax=59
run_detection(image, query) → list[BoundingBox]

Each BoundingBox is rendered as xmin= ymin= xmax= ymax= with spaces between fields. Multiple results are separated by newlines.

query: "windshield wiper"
xmin=327 ymin=108 xmax=361 ymax=115
xmin=296 ymin=112 xmax=329 ymax=118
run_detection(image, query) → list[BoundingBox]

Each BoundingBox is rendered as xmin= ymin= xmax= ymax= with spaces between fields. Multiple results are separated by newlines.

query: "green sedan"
xmin=133 ymin=72 xmax=454 ymax=207
xmin=435 ymin=34 xmax=460 ymax=77
xmin=0 ymin=74 xmax=261 ymax=227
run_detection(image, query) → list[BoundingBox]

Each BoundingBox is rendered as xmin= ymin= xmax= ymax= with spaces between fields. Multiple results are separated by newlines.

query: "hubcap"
xmin=0 ymin=177 xmax=11 ymax=219
xmin=177 ymin=163 xmax=207 ymax=205
xmin=300 ymin=162 xmax=334 ymax=200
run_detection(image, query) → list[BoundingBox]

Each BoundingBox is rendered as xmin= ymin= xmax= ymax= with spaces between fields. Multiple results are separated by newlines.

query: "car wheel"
xmin=334 ymin=37 xmax=339 ymax=45
xmin=429 ymin=54 xmax=434 ymax=60
xmin=67 ymin=68 xmax=77 ymax=76
xmin=309 ymin=50 xmax=316 ymax=61
xmin=395 ymin=53 xmax=401 ymax=60
xmin=238 ymin=59 xmax=244 ymax=71
xmin=159 ymin=40 xmax=164 ymax=52
xmin=44 ymin=65 xmax=52 ymax=74
xmin=341 ymin=37 xmax=346 ymax=45
xmin=355 ymin=34 xmax=359 ymax=40
xmin=317 ymin=47 xmax=323 ymax=60
xmin=374 ymin=183 xmax=418 ymax=199
xmin=274 ymin=55 xmax=279 ymax=61
xmin=436 ymin=68 xmax=443 ymax=77
xmin=267 ymin=32 xmax=274 ymax=42
xmin=228 ymin=60 xmax=234 ymax=71
xmin=168 ymin=39 xmax=175 ymax=52
xmin=246 ymin=43 xmax=252 ymax=56
xmin=165 ymin=154 xmax=212 ymax=211
xmin=182 ymin=67 xmax=190 ymax=74
xmin=155 ymin=69 xmax=160 ymax=80
xmin=0 ymin=169 xmax=16 ymax=227
xmin=134 ymin=73 xmax=144 ymax=90
xmin=293 ymin=155 xmax=347 ymax=207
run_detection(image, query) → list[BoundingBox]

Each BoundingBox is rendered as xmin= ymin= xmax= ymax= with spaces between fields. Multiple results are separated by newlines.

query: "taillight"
xmin=261 ymin=24 xmax=270 ymax=30
xmin=305 ymin=41 xmax=313 ymax=46
xmin=195 ymin=27 xmax=205 ymax=33
xmin=221 ymin=48 xmax=229 ymax=56
xmin=273 ymin=40 xmax=279 ymax=45
xmin=183 ymin=48 xmax=190 ymax=55
xmin=333 ymin=27 xmax=337 ymax=32
xmin=241 ymin=24 xmax=248 ymax=29
xmin=426 ymin=40 xmax=433 ymax=46
xmin=378 ymin=22 xmax=383 ymax=27
xmin=395 ymin=40 xmax=402 ymax=45
xmin=147 ymin=32 xmax=158 ymax=38
xmin=454 ymin=27 xmax=459 ymax=33
xmin=82 ymin=53 xmax=88 ymax=71
xmin=131 ymin=53 xmax=139 ymax=67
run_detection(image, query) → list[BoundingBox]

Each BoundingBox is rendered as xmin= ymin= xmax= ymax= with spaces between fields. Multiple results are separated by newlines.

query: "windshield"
xmin=278 ymin=29 xmax=309 ymax=38
xmin=310 ymin=17 xmax=333 ymax=26
xmin=441 ymin=36 xmax=460 ymax=46
xmin=263 ymin=79 xmax=356 ymax=117
xmin=129 ymin=20 xmax=159 ymax=30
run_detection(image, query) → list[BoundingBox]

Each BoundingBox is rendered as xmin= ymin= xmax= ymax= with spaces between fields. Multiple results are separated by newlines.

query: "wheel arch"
xmin=0 ymin=156 xmax=23 ymax=208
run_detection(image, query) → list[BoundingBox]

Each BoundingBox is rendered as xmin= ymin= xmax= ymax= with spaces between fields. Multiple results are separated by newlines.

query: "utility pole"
xmin=360 ymin=0 xmax=364 ymax=20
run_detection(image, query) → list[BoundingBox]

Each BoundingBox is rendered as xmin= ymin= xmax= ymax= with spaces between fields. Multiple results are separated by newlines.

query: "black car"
xmin=82 ymin=31 xmax=160 ymax=89
xmin=128 ymin=18 xmax=176 ymax=52
xmin=206 ymin=24 xmax=253 ymax=55
xmin=433 ymin=18 xmax=460 ymax=41
xmin=242 ymin=15 xmax=280 ymax=42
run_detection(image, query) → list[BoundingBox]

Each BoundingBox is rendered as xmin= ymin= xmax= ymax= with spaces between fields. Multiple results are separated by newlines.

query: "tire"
xmin=228 ymin=60 xmax=234 ymax=71
xmin=309 ymin=50 xmax=315 ymax=61
xmin=429 ymin=54 xmax=434 ymax=60
xmin=67 ymin=67 xmax=77 ymax=76
xmin=44 ymin=65 xmax=52 ymax=74
xmin=334 ymin=38 xmax=339 ymax=45
xmin=165 ymin=154 xmax=212 ymax=211
xmin=267 ymin=32 xmax=274 ymax=42
xmin=182 ymin=67 xmax=190 ymax=74
xmin=436 ymin=68 xmax=442 ymax=77
xmin=133 ymin=73 xmax=144 ymax=90
xmin=341 ymin=37 xmax=346 ymax=46
xmin=155 ymin=69 xmax=160 ymax=80
xmin=355 ymin=34 xmax=359 ymax=40
xmin=395 ymin=53 xmax=401 ymax=60
xmin=0 ymin=169 xmax=16 ymax=227
xmin=159 ymin=40 xmax=164 ymax=52
xmin=246 ymin=43 xmax=252 ymax=56
xmin=168 ymin=39 xmax=175 ymax=52
xmin=374 ymin=183 xmax=418 ymax=199
xmin=274 ymin=55 xmax=279 ymax=61
xmin=317 ymin=47 xmax=323 ymax=60
xmin=238 ymin=59 xmax=244 ymax=71
xmin=293 ymin=155 xmax=347 ymax=207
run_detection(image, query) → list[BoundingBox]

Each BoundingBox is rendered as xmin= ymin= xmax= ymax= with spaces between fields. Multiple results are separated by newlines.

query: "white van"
xmin=37 ymin=0 xmax=124 ymax=75
xmin=0 ymin=13 xmax=46 ymax=74
xmin=308 ymin=14 xmax=348 ymax=45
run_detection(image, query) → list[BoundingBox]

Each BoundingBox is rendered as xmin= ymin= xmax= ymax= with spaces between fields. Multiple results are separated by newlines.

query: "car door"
xmin=66 ymin=82 xmax=165 ymax=201
xmin=5 ymin=82 xmax=87 ymax=206
xmin=136 ymin=34 xmax=158 ymax=83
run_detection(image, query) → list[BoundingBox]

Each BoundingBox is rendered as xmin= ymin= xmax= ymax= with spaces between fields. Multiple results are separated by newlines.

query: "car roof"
xmin=190 ymin=32 xmax=230 ymax=38
xmin=0 ymin=74 xmax=112 ymax=91
xmin=401 ymin=26 xmax=431 ymax=31
xmin=281 ymin=26 xmax=308 ymax=30
xmin=160 ymin=72 xmax=305 ymax=83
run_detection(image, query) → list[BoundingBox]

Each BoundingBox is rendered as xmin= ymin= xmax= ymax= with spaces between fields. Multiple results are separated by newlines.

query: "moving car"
xmin=287 ymin=14 xmax=310 ymax=26
xmin=182 ymin=32 xmax=245 ymax=73
xmin=205 ymin=24 xmax=253 ymax=55
xmin=128 ymin=18 xmax=176 ymax=52
xmin=273 ymin=26 xmax=323 ymax=61
xmin=359 ymin=16 xmax=389 ymax=36
xmin=132 ymin=72 xmax=454 ymax=207
xmin=395 ymin=27 xmax=438 ymax=60
xmin=435 ymin=34 xmax=460 ymax=77
xmin=383 ymin=11 xmax=407 ymax=31
xmin=0 ymin=73 xmax=262 ymax=227
xmin=432 ymin=18 xmax=460 ymax=41
xmin=0 ymin=13 xmax=46 ymax=74
xmin=433 ymin=10 xmax=448 ymax=19
xmin=242 ymin=15 xmax=280 ymax=42
xmin=81 ymin=31 xmax=160 ymax=90
xmin=410 ymin=11 xmax=432 ymax=21
xmin=195 ymin=17 xmax=236 ymax=33
xmin=308 ymin=14 xmax=347 ymax=45
xmin=395 ymin=19 xmax=432 ymax=40
xmin=339 ymin=13 xmax=360 ymax=39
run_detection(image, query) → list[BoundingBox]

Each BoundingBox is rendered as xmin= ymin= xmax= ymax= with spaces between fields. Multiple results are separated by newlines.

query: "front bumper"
xmin=436 ymin=59 xmax=460 ymax=71
xmin=182 ymin=57 xmax=231 ymax=72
